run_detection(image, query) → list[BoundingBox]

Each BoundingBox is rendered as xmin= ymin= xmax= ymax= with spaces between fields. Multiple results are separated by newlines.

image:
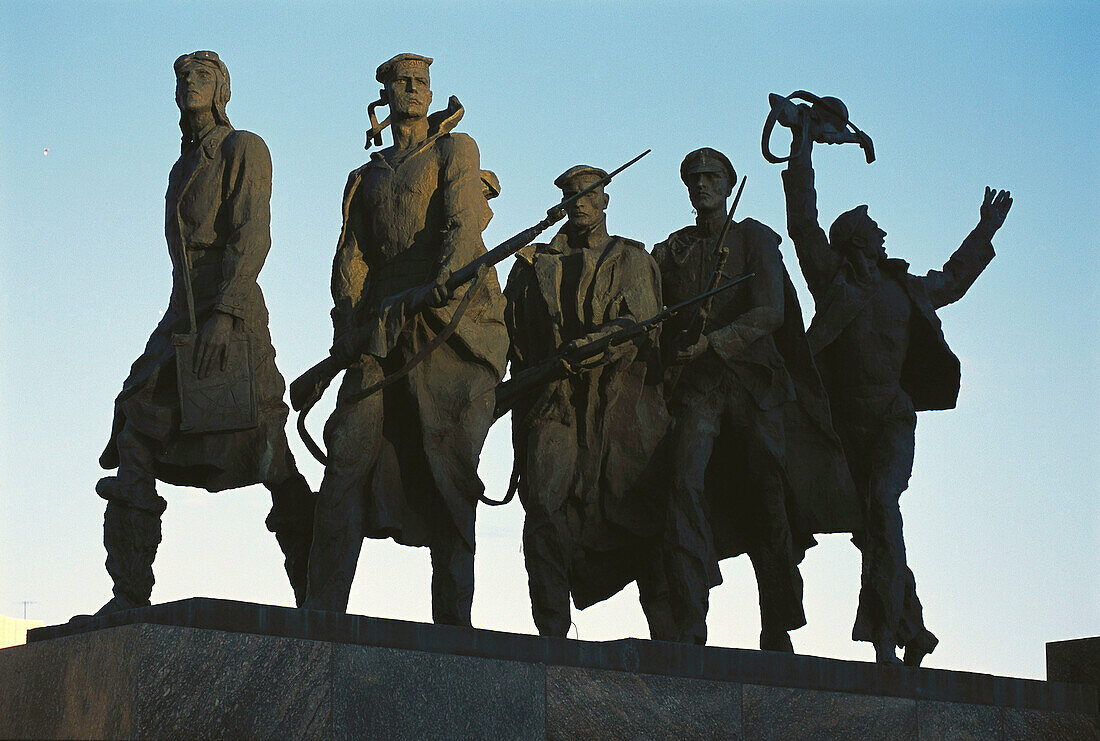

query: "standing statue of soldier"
xmin=301 ymin=54 xmax=508 ymax=625
xmin=652 ymin=148 xmax=856 ymax=649
xmin=504 ymin=165 xmax=670 ymax=637
xmin=779 ymin=118 xmax=1011 ymax=665
xmin=93 ymin=51 xmax=315 ymax=614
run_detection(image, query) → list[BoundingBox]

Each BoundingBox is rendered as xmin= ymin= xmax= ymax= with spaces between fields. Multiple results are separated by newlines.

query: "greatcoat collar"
xmin=668 ymin=219 xmax=746 ymax=266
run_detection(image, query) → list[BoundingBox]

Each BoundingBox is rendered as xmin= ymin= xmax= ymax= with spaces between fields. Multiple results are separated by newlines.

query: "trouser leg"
xmin=303 ymin=380 xmax=378 ymax=612
xmin=522 ymin=508 xmax=571 ymax=636
xmin=430 ymin=501 xmax=475 ymax=626
xmin=664 ymin=408 xmax=721 ymax=645
xmin=96 ymin=421 xmax=167 ymax=613
xmin=859 ymin=488 xmax=936 ymax=655
xmin=637 ymin=551 xmax=677 ymax=641
xmin=520 ymin=422 xmax=576 ymax=637
xmin=403 ymin=334 xmax=495 ymax=627
xmin=850 ymin=401 xmax=934 ymax=656
xmin=265 ymin=449 xmax=316 ymax=607
xmin=746 ymin=463 xmax=806 ymax=643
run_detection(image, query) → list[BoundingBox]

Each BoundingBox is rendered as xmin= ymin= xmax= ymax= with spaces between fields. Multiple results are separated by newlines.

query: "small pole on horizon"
xmin=21 ymin=600 xmax=37 ymax=620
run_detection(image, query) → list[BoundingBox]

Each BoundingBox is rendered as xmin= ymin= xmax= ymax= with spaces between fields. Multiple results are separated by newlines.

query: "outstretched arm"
xmin=780 ymin=128 xmax=843 ymax=300
xmin=922 ymin=187 xmax=1011 ymax=309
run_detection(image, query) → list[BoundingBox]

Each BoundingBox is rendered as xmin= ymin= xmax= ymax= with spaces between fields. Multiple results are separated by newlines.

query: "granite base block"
xmin=743 ymin=684 xmax=917 ymax=740
xmin=334 ymin=643 xmax=544 ymax=740
xmin=546 ymin=665 xmax=741 ymax=740
xmin=916 ymin=700 xmax=1005 ymax=740
xmin=1 ymin=599 xmax=1095 ymax=740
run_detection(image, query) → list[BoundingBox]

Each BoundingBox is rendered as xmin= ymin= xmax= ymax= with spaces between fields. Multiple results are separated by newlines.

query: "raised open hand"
xmin=979 ymin=187 xmax=1012 ymax=235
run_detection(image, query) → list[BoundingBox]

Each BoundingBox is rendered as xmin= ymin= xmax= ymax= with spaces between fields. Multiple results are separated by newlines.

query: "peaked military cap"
xmin=376 ymin=53 xmax=433 ymax=83
xmin=680 ymin=147 xmax=736 ymax=185
xmin=554 ymin=164 xmax=608 ymax=191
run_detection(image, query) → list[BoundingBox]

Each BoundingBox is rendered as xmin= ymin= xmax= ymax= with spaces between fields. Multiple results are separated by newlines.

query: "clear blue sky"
xmin=1 ymin=1 xmax=1096 ymax=679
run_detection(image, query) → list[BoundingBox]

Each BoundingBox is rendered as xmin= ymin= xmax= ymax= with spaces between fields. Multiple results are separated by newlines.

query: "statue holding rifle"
xmin=297 ymin=54 xmax=508 ymax=624
xmin=503 ymin=164 xmax=672 ymax=637
xmin=91 ymin=51 xmax=315 ymax=616
xmin=775 ymin=93 xmax=1012 ymax=665
xmin=651 ymin=148 xmax=856 ymax=648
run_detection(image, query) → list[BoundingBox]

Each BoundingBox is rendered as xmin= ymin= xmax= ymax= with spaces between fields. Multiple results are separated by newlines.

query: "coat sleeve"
xmin=918 ymin=229 xmax=995 ymax=309
xmin=438 ymin=133 xmax=487 ymax=273
xmin=629 ymin=250 xmax=663 ymax=348
xmin=213 ymin=131 xmax=272 ymax=320
xmin=650 ymin=239 xmax=670 ymax=274
xmin=503 ymin=258 xmax=533 ymax=369
xmin=616 ymin=247 xmax=662 ymax=325
xmin=707 ymin=224 xmax=785 ymax=361
xmin=330 ymin=171 xmax=370 ymax=344
xmin=781 ymin=162 xmax=843 ymax=301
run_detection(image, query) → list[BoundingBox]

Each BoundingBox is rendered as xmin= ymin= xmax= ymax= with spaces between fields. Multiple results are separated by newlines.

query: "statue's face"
xmin=855 ymin=215 xmax=887 ymax=260
xmin=561 ymin=175 xmax=609 ymax=233
xmin=385 ymin=61 xmax=432 ymax=119
xmin=685 ymin=169 xmax=731 ymax=213
xmin=175 ymin=60 xmax=218 ymax=114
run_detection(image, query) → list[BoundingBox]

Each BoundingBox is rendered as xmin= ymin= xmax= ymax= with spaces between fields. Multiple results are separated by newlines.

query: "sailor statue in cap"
xmin=305 ymin=53 xmax=508 ymax=626
xmin=91 ymin=51 xmax=315 ymax=615
xmin=504 ymin=165 xmax=671 ymax=637
xmin=651 ymin=148 xmax=856 ymax=649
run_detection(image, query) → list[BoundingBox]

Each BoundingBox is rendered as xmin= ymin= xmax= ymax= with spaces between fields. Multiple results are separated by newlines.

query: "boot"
xmin=875 ymin=640 xmax=902 ymax=664
xmin=640 ymin=590 xmax=679 ymax=642
xmin=903 ymin=628 xmax=938 ymax=667
xmin=266 ymin=473 xmax=316 ymax=607
xmin=98 ymin=479 xmax=164 ymax=615
xmin=760 ymin=628 xmax=794 ymax=652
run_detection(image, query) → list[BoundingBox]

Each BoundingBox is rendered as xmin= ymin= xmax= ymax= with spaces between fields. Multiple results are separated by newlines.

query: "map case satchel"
xmin=170 ymin=223 xmax=258 ymax=434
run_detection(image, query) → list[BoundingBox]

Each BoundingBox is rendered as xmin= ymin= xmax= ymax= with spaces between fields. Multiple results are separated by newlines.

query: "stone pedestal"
xmin=1 ymin=598 xmax=1095 ymax=739
xmin=1048 ymin=636 xmax=1100 ymax=717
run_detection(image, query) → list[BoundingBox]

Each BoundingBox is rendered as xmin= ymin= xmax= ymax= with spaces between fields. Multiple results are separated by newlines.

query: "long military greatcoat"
xmin=653 ymin=219 xmax=857 ymax=563
xmin=505 ymin=233 xmax=670 ymax=609
xmin=328 ymin=99 xmax=508 ymax=550
xmin=100 ymin=124 xmax=293 ymax=492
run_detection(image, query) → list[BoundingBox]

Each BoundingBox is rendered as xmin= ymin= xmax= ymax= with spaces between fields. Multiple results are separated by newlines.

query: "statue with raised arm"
xmin=778 ymin=107 xmax=1011 ymax=665
xmin=503 ymin=165 xmax=671 ymax=637
xmin=303 ymin=54 xmax=508 ymax=625
xmin=92 ymin=51 xmax=315 ymax=615
xmin=650 ymin=148 xmax=856 ymax=649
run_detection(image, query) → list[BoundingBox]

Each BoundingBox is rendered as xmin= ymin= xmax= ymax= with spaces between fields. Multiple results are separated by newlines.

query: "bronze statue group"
xmin=84 ymin=51 xmax=1012 ymax=668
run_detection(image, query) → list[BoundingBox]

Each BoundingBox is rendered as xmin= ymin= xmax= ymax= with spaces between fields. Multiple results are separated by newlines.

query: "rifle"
xmin=290 ymin=149 xmax=652 ymax=464
xmin=494 ymin=272 xmax=754 ymax=420
xmin=671 ymin=175 xmax=747 ymax=356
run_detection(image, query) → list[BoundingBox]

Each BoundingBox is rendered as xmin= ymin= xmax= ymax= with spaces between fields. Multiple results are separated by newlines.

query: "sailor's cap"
xmin=376 ymin=53 xmax=433 ymax=83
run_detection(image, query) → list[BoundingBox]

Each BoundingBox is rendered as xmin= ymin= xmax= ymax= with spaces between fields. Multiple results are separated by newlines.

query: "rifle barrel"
xmin=494 ymin=272 xmax=754 ymax=418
